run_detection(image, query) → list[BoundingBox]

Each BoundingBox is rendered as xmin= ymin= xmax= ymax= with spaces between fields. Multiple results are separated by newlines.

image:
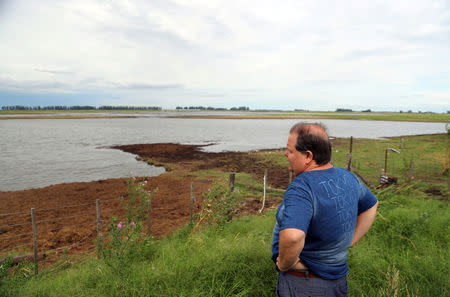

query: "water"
xmin=0 ymin=116 xmax=446 ymax=191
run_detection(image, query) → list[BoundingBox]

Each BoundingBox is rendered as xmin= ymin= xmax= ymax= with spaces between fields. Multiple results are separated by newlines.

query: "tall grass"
xmin=1 ymin=183 xmax=448 ymax=296
xmin=348 ymin=186 xmax=449 ymax=297
xmin=1 ymin=134 xmax=448 ymax=296
xmin=1 ymin=213 xmax=277 ymax=297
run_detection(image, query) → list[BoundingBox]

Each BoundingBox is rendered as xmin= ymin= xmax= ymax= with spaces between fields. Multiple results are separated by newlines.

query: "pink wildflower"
xmin=130 ymin=171 xmax=133 ymax=175
xmin=130 ymin=221 xmax=136 ymax=226
xmin=117 ymin=223 xmax=122 ymax=229
xmin=144 ymin=180 xmax=148 ymax=184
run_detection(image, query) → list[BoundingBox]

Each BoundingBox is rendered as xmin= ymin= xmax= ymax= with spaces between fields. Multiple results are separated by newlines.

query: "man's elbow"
xmin=280 ymin=229 xmax=305 ymax=247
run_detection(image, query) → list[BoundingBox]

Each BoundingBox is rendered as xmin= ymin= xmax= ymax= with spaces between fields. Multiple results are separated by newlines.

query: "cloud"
xmin=115 ymin=83 xmax=183 ymax=90
xmin=34 ymin=68 xmax=74 ymax=75
xmin=0 ymin=0 xmax=449 ymax=112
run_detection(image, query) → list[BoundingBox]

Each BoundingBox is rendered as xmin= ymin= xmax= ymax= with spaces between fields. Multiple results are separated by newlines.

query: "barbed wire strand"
xmin=0 ymin=221 xmax=32 ymax=229
xmin=0 ymin=242 xmax=33 ymax=253
xmin=40 ymin=220 xmax=95 ymax=234
xmin=104 ymin=197 xmax=122 ymax=202
xmin=36 ymin=213 xmax=95 ymax=224
xmin=0 ymin=198 xmax=120 ymax=218
xmin=0 ymin=231 xmax=33 ymax=240
xmin=36 ymin=201 xmax=96 ymax=213
xmin=40 ymin=231 xmax=95 ymax=254
xmin=0 ymin=210 xmax=29 ymax=217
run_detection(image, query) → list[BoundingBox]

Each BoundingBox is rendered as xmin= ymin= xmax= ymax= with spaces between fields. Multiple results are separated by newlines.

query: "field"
xmin=0 ymin=109 xmax=449 ymax=122
xmin=0 ymin=133 xmax=448 ymax=296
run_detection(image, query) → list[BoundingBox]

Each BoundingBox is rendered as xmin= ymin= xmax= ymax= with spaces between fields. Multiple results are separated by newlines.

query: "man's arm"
xmin=351 ymin=201 xmax=378 ymax=247
xmin=277 ymin=228 xmax=307 ymax=271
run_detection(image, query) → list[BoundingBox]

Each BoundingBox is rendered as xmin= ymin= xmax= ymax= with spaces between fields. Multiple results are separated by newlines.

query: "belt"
xmin=286 ymin=269 xmax=318 ymax=278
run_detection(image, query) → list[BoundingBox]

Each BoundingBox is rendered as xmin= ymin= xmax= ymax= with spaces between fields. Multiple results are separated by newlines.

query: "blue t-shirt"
xmin=271 ymin=166 xmax=378 ymax=279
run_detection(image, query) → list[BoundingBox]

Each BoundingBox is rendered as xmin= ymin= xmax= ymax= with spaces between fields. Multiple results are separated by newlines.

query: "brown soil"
xmin=0 ymin=143 xmax=287 ymax=263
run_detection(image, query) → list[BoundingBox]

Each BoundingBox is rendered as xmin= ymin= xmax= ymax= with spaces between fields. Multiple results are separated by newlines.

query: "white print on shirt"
xmin=319 ymin=175 xmax=355 ymax=233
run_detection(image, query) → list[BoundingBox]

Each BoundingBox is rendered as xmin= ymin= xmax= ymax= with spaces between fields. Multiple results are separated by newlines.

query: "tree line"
xmin=175 ymin=106 xmax=249 ymax=111
xmin=1 ymin=105 xmax=162 ymax=111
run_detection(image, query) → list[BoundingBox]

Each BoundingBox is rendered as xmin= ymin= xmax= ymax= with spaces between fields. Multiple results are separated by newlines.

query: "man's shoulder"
xmin=298 ymin=166 xmax=360 ymax=186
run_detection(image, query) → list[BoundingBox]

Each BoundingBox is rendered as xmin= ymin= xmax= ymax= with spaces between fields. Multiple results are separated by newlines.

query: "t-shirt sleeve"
xmin=357 ymin=179 xmax=378 ymax=214
xmin=278 ymin=185 xmax=313 ymax=233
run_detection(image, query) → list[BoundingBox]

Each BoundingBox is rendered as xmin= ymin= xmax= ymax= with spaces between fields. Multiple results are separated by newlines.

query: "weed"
xmin=196 ymin=180 xmax=242 ymax=229
xmin=96 ymin=176 xmax=155 ymax=276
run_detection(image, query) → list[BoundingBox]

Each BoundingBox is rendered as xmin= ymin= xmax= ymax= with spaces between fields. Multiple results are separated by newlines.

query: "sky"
xmin=0 ymin=0 xmax=449 ymax=112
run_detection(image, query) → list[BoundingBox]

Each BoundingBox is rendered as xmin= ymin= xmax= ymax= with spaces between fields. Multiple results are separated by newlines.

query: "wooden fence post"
xmin=190 ymin=182 xmax=196 ymax=223
xmin=409 ymin=160 xmax=414 ymax=183
xmin=229 ymin=173 xmax=235 ymax=192
xmin=147 ymin=197 xmax=152 ymax=236
xmin=259 ymin=169 xmax=268 ymax=213
xmin=31 ymin=208 xmax=38 ymax=275
xmin=346 ymin=136 xmax=353 ymax=170
xmin=96 ymin=199 xmax=101 ymax=238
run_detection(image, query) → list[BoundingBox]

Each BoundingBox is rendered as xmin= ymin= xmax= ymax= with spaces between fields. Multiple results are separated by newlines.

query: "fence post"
xmin=190 ymin=181 xmax=196 ymax=223
xmin=409 ymin=160 xmax=414 ymax=183
xmin=229 ymin=173 xmax=235 ymax=192
xmin=346 ymin=136 xmax=353 ymax=170
xmin=31 ymin=208 xmax=38 ymax=275
xmin=96 ymin=199 xmax=101 ymax=238
xmin=147 ymin=197 xmax=152 ymax=236
xmin=259 ymin=169 xmax=268 ymax=213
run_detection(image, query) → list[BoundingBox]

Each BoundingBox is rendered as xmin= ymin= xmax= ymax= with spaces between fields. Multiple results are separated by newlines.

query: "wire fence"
xmin=0 ymin=167 xmax=317 ymax=274
xmin=0 ymin=178 xmax=215 ymax=274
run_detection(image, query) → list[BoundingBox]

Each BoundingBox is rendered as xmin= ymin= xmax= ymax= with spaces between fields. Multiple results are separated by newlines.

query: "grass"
xmin=168 ymin=111 xmax=450 ymax=122
xmin=1 ymin=109 xmax=449 ymax=122
xmin=258 ymin=133 xmax=449 ymax=194
xmin=1 ymin=186 xmax=448 ymax=296
xmin=1 ymin=133 xmax=448 ymax=296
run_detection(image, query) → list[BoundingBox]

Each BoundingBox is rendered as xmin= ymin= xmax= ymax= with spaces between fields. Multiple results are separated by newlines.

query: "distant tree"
xmin=230 ymin=106 xmax=249 ymax=111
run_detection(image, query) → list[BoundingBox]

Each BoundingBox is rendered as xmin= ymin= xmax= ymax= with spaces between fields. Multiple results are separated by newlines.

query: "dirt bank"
xmin=0 ymin=143 xmax=287 ymax=262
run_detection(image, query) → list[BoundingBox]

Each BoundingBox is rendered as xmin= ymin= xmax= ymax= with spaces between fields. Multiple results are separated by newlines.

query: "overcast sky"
xmin=0 ymin=0 xmax=449 ymax=112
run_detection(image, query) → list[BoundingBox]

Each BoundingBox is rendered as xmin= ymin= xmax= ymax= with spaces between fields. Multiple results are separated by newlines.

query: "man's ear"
xmin=305 ymin=150 xmax=314 ymax=162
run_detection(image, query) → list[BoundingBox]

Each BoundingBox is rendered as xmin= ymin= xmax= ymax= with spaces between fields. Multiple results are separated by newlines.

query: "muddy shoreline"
xmin=0 ymin=143 xmax=287 ymax=261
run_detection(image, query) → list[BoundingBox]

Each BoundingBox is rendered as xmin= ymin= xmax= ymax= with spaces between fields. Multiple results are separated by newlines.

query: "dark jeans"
xmin=276 ymin=271 xmax=348 ymax=297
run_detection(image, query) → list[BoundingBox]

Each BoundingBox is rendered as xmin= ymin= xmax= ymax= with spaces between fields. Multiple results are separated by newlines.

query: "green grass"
xmin=259 ymin=133 xmax=449 ymax=195
xmin=1 ymin=213 xmax=278 ymax=297
xmin=348 ymin=186 xmax=449 ymax=297
xmin=1 ymin=185 xmax=448 ymax=296
xmin=170 ymin=111 xmax=450 ymax=122
xmin=1 ymin=109 xmax=449 ymax=122
xmin=1 ymin=134 xmax=448 ymax=296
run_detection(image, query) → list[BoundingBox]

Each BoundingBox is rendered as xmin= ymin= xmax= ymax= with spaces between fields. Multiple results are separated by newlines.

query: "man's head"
xmin=285 ymin=123 xmax=332 ymax=175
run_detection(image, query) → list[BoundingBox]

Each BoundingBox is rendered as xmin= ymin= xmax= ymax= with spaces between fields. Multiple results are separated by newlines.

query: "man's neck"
xmin=304 ymin=162 xmax=333 ymax=172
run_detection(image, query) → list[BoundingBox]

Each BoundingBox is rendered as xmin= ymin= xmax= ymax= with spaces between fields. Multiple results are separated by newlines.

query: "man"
xmin=272 ymin=123 xmax=378 ymax=297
